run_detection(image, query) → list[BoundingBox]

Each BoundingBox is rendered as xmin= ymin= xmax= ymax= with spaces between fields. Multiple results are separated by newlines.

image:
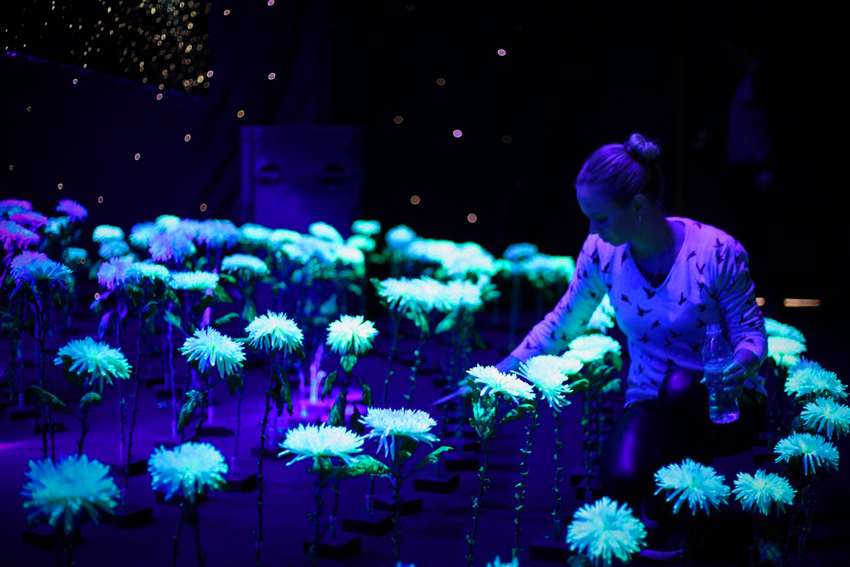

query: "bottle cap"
xmin=706 ymin=323 xmax=722 ymax=336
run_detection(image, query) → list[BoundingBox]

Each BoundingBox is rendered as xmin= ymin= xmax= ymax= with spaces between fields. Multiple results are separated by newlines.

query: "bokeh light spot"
xmin=8 ymin=165 xmax=13 ymax=171
xmin=452 ymin=129 xmax=463 ymax=138
xmin=393 ymin=116 xmax=403 ymax=124
xmin=94 ymin=292 xmax=100 ymax=300
xmin=134 ymin=153 xmax=141 ymax=161
xmin=237 ymin=110 xmax=245 ymax=118
xmin=268 ymin=72 xmax=276 ymax=80
xmin=223 ymin=9 xmax=231 ymax=16
xmin=502 ymin=135 xmax=512 ymax=143
xmin=72 ymin=78 xmax=78 ymax=84
xmin=497 ymin=49 xmax=507 ymax=56
xmin=467 ymin=213 xmax=478 ymax=223
xmin=200 ymin=203 xmax=208 ymax=212
xmin=436 ymin=77 xmax=446 ymax=86
xmin=97 ymin=196 xmax=104 ymax=203
xmin=156 ymin=93 xmax=163 ymax=100
xmin=184 ymin=134 xmax=192 ymax=142
xmin=410 ymin=195 xmax=421 ymax=205
xmin=57 ymin=183 xmax=63 ymax=190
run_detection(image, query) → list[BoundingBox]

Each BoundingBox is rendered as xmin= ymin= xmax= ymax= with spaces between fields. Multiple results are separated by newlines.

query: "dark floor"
xmin=1 ymin=298 xmax=848 ymax=567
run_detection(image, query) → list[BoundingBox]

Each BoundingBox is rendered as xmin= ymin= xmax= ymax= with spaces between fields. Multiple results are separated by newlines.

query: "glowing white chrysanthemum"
xmin=587 ymin=294 xmax=616 ymax=331
xmin=413 ymin=276 xmax=453 ymax=313
xmin=764 ymin=318 xmax=806 ymax=343
xmin=800 ymin=396 xmax=850 ymax=439
xmin=308 ymin=221 xmax=344 ymax=244
xmin=515 ymin=355 xmax=582 ymax=411
xmin=351 ymin=219 xmax=381 ymax=237
xmin=21 ymin=454 xmax=120 ymax=536
xmin=45 ymin=216 xmax=70 ymax=237
xmin=279 ymin=423 xmax=364 ymax=465
xmin=267 ymin=228 xmax=302 ymax=247
xmin=767 ymin=336 xmax=806 ymax=368
xmin=440 ymin=243 xmax=498 ymax=279
xmin=56 ymin=199 xmax=88 ymax=222
xmin=442 ymin=279 xmax=485 ymax=312
xmin=195 ymin=219 xmax=241 ymax=250
xmin=386 ymin=225 xmax=417 ymax=250
xmin=240 ymin=223 xmax=272 ymax=247
xmin=567 ymin=334 xmax=622 ymax=364
xmin=169 ymin=270 xmax=219 ymax=292
xmin=245 ymin=311 xmax=304 ymax=353
xmin=149 ymin=442 xmax=228 ymax=503
xmin=346 ymin=234 xmax=377 ymax=252
xmin=334 ymin=244 xmax=365 ymax=269
xmin=522 ymin=254 xmax=576 ymax=285
xmin=485 ymin=556 xmax=519 ymax=567
xmin=774 ymin=432 xmax=839 ymax=475
xmin=155 ymin=214 xmax=182 ymax=230
xmin=654 ymin=459 xmax=730 ymax=515
xmin=92 ymin=224 xmax=125 ymax=243
xmin=566 ymin=496 xmax=647 ymax=567
xmin=281 ymin=236 xmax=336 ymax=266
xmin=148 ymin=230 xmax=197 ymax=263
xmin=11 ymin=211 xmax=49 ymax=229
xmin=61 ymin=247 xmax=88 ymax=267
xmin=0 ymin=220 xmax=40 ymax=251
xmin=180 ymin=328 xmax=245 ymax=379
xmin=361 ymin=408 xmax=438 ymax=459
xmin=326 ymin=315 xmax=378 ymax=356
xmin=221 ymin=253 xmax=270 ymax=278
xmin=54 ymin=337 xmax=132 ymax=393
xmin=468 ymin=364 xmax=535 ymax=404
xmin=732 ymin=469 xmax=796 ymax=516
xmin=785 ymin=359 xmax=847 ymax=401
xmin=125 ymin=262 xmax=172 ymax=285
xmin=129 ymin=222 xmax=158 ymax=249
xmin=97 ymin=255 xmax=134 ymax=291
xmin=12 ymin=255 xmax=74 ymax=290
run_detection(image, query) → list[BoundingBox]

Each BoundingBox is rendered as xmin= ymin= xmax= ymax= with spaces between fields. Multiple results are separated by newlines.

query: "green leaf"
xmin=194 ymin=295 xmax=215 ymax=314
xmin=331 ymin=455 xmax=390 ymax=479
xmin=213 ymin=312 xmax=239 ymax=328
xmin=328 ymin=389 xmax=346 ymax=427
xmin=341 ymin=354 xmax=357 ymax=374
xmin=217 ymin=273 xmax=237 ymax=285
xmin=318 ymin=294 xmax=338 ymax=318
xmin=225 ymin=374 xmax=244 ymax=397
xmin=212 ymin=284 xmax=234 ymax=304
xmin=322 ymin=369 xmax=338 ymax=399
xmin=758 ymin=539 xmax=783 ymax=567
xmin=79 ymin=392 xmax=102 ymax=411
xmin=408 ymin=446 xmax=454 ymax=476
xmin=434 ymin=313 xmax=456 ymax=335
xmin=28 ymin=386 xmax=71 ymax=414
xmin=241 ymin=300 xmax=257 ymax=324
xmin=279 ymin=373 xmax=293 ymax=416
xmin=163 ymin=310 xmax=182 ymax=331
xmin=178 ymin=390 xmax=204 ymax=433
xmin=359 ymin=382 xmax=372 ymax=407
xmin=350 ymin=404 xmax=365 ymax=436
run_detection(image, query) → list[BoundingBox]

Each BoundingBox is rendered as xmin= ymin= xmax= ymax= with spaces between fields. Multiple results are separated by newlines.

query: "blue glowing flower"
xmin=148 ymin=230 xmax=197 ymax=263
xmin=97 ymin=256 xmax=134 ymax=291
xmin=386 ymin=225 xmax=417 ymax=250
xmin=44 ymin=216 xmax=70 ymax=237
xmin=732 ymin=469 xmax=796 ymax=516
xmin=326 ymin=315 xmax=378 ymax=356
xmin=351 ymin=219 xmax=381 ymax=236
xmin=56 ymin=199 xmax=88 ymax=222
xmin=346 ymin=234 xmax=377 ymax=252
xmin=92 ymin=224 xmax=125 ymax=243
xmin=654 ymin=459 xmax=730 ymax=515
xmin=441 ymin=279 xmax=485 ymax=312
xmin=360 ymin=408 xmax=438 ymax=459
xmin=155 ymin=214 xmax=182 ymax=230
xmin=504 ymin=242 xmax=539 ymax=262
xmin=267 ymin=228 xmax=302 ymax=247
xmin=279 ymin=423 xmax=364 ymax=465
xmin=179 ymin=327 xmax=245 ymax=379
xmin=129 ymin=222 xmax=158 ymax=249
xmin=774 ymin=432 xmax=839 ymax=475
xmin=149 ymin=442 xmax=228 ymax=503
xmin=11 ymin=211 xmax=49 ymax=229
xmin=98 ymin=240 xmax=130 ymax=259
xmin=195 ymin=219 xmax=241 ymax=250
xmin=21 ymin=454 xmax=119 ymax=536
xmin=566 ymin=496 xmax=646 ymax=567
xmin=54 ymin=337 xmax=132 ymax=393
xmin=245 ymin=311 xmax=304 ymax=354
xmin=0 ymin=220 xmax=40 ymax=251
xmin=522 ymin=254 xmax=576 ymax=285
xmin=12 ymin=254 xmax=74 ymax=290
xmin=125 ymin=262 xmax=172 ymax=285
xmin=240 ymin=223 xmax=272 ymax=247
xmin=0 ymin=198 xmax=33 ymax=212
xmin=168 ymin=270 xmax=219 ymax=292
xmin=221 ymin=253 xmax=270 ymax=278
xmin=61 ymin=247 xmax=88 ymax=268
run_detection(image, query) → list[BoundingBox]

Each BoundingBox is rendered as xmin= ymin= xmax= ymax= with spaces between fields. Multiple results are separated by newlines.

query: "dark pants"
xmin=599 ymin=369 xmax=766 ymax=504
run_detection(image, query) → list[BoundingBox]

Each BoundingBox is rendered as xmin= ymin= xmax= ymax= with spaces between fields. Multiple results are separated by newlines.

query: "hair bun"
xmin=624 ymin=133 xmax=661 ymax=162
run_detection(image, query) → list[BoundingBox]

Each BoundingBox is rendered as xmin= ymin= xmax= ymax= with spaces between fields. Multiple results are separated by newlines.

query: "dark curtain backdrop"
xmin=1 ymin=0 xmax=846 ymax=309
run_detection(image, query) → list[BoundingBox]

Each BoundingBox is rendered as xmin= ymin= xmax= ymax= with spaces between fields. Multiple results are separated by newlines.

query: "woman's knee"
xmin=658 ymin=368 xmax=707 ymax=408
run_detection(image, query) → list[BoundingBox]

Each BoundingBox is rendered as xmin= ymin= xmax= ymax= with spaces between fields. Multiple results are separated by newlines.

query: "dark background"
xmin=2 ymin=0 xmax=846 ymax=310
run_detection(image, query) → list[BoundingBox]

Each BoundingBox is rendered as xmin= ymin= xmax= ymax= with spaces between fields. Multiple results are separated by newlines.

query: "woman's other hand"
xmin=721 ymin=349 xmax=761 ymax=395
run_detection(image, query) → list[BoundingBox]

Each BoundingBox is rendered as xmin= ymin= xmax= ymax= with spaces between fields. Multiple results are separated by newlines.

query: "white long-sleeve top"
xmin=511 ymin=217 xmax=768 ymax=407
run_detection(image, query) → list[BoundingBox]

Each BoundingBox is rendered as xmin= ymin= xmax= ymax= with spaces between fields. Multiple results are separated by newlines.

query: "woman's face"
xmin=575 ymin=183 xmax=640 ymax=246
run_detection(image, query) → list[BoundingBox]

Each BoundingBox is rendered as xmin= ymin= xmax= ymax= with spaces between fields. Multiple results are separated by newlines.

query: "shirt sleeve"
xmin=710 ymin=236 xmax=767 ymax=363
xmin=510 ymin=236 xmax=607 ymax=361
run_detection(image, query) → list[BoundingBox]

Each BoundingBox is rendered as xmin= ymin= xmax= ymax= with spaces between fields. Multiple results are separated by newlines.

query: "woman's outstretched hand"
xmin=721 ymin=349 xmax=761 ymax=395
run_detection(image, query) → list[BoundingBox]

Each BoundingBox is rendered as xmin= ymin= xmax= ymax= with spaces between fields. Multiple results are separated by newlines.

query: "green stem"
xmin=513 ymin=406 xmax=539 ymax=559
xmin=404 ymin=327 xmax=427 ymax=408
xmin=553 ymin=410 xmax=564 ymax=538
xmin=466 ymin=438 xmax=491 ymax=567
xmin=381 ymin=313 xmax=400 ymax=406
xmin=256 ymin=363 xmax=276 ymax=566
xmin=392 ymin=448 xmax=404 ymax=558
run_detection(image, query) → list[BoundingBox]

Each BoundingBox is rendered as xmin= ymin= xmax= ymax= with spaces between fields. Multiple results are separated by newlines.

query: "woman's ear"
xmin=632 ymin=194 xmax=648 ymax=213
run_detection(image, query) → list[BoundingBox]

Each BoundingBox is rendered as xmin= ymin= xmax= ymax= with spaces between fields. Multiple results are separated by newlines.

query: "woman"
xmin=498 ymin=133 xmax=767 ymax=549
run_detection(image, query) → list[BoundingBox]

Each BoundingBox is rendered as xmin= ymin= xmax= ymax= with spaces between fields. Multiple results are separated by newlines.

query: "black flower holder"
xmin=465 ymin=379 xmax=533 ymax=567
